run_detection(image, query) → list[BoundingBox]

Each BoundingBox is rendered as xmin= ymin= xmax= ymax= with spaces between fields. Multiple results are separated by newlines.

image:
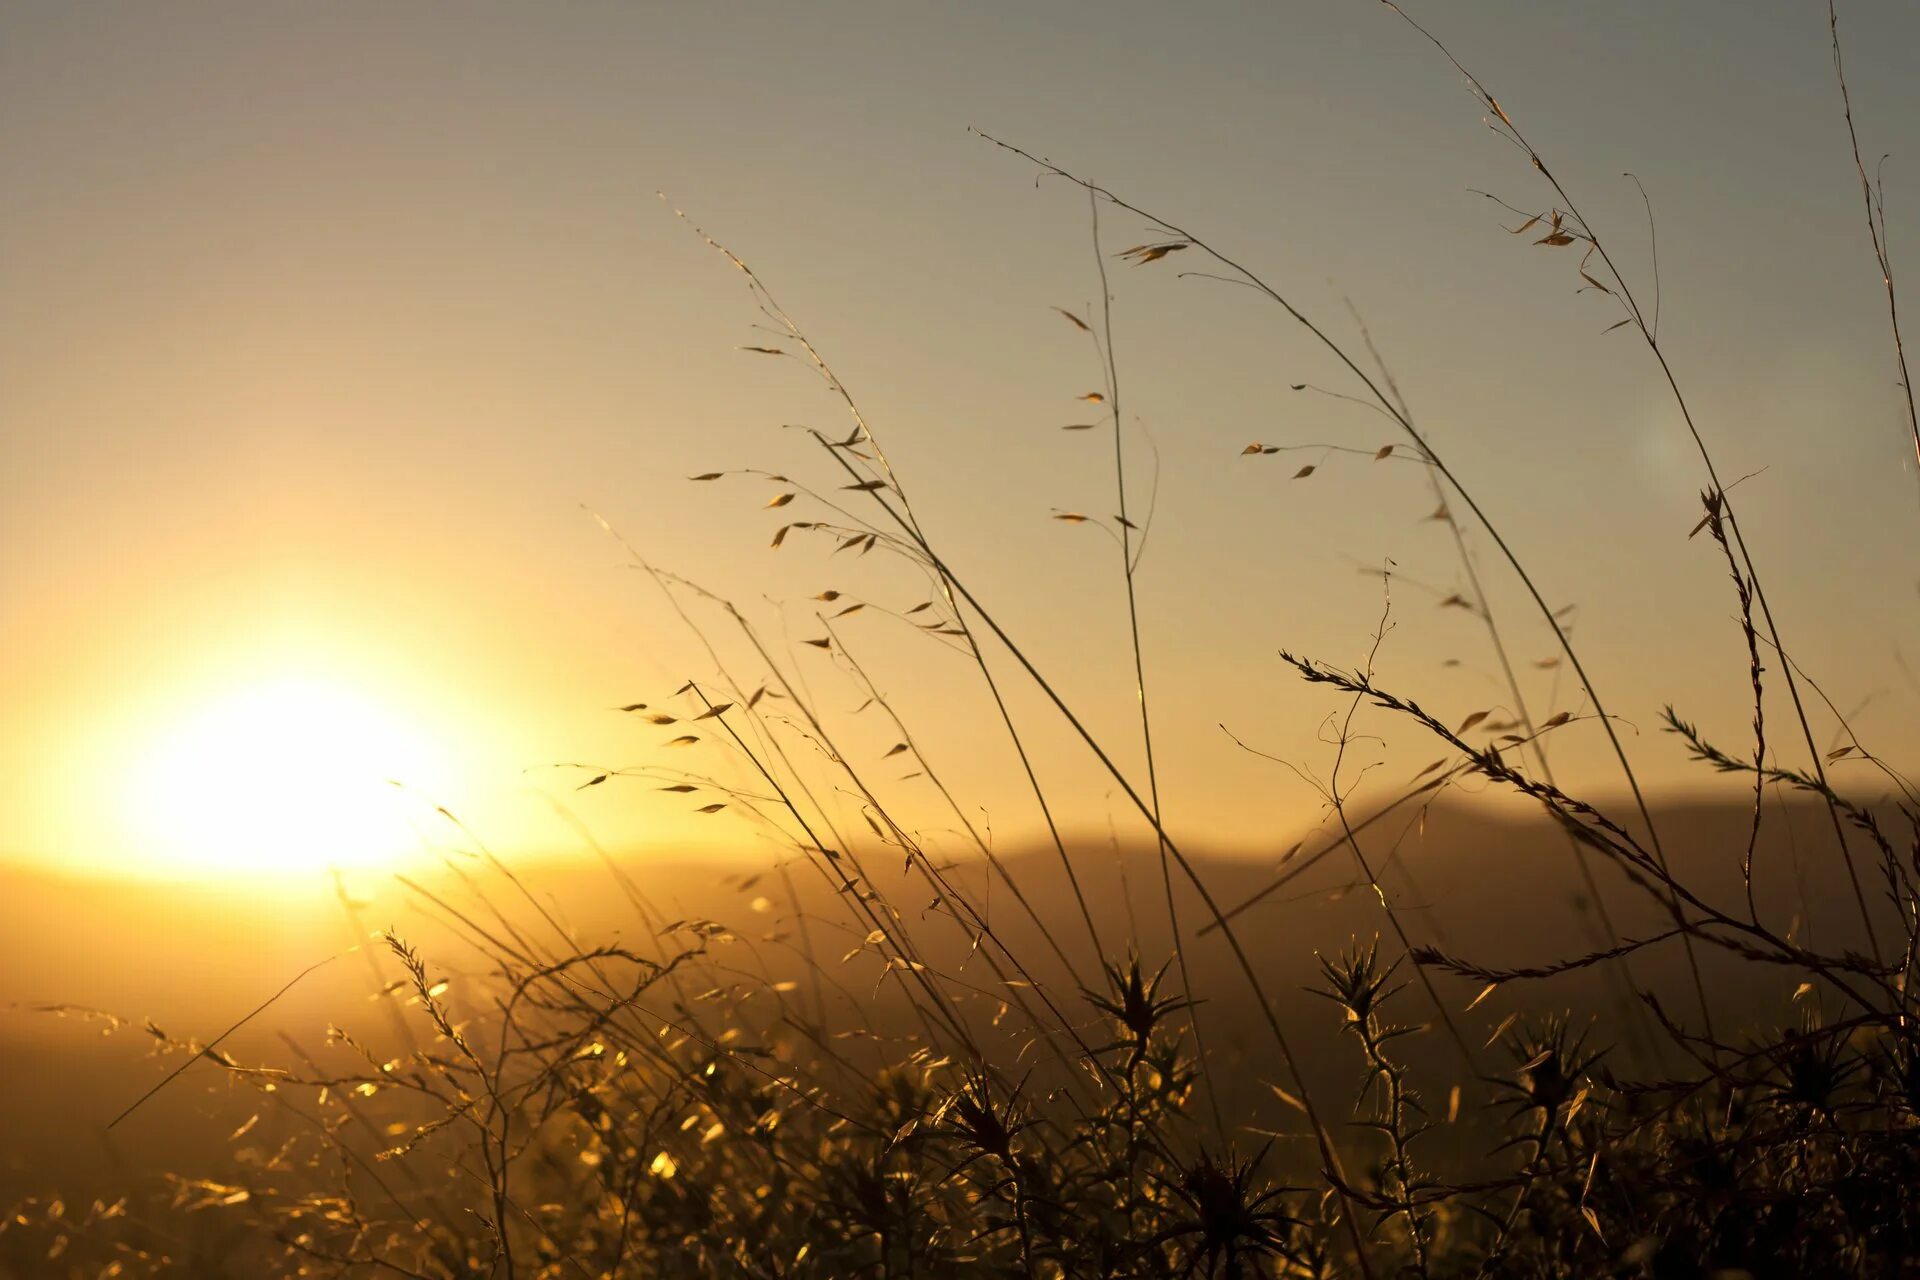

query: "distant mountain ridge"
xmin=3 ymin=791 xmax=1903 ymax=1202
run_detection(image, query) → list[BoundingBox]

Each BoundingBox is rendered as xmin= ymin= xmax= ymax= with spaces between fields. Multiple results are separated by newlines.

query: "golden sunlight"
xmin=120 ymin=675 xmax=452 ymax=875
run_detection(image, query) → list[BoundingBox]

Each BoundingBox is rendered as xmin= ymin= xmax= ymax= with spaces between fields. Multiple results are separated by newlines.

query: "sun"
xmin=121 ymin=674 xmax=452 ymax=876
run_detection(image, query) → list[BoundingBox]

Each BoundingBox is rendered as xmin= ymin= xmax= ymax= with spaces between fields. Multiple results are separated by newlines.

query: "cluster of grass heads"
xmin=10 ymin=4 xmax=1920 ymax=1277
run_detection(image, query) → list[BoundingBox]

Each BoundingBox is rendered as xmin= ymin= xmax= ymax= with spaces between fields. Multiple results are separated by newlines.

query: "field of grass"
xmin=5 ymin=4 xmax=1919 ymax=1277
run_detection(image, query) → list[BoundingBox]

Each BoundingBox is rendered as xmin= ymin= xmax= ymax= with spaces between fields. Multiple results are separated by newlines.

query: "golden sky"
xmin=4 ymin=1 xmax=1917 ymax=879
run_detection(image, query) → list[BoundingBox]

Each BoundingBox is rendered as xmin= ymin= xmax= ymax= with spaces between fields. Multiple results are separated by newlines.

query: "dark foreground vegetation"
xmin=7 ymin=3 xmax=1919 ymax=1277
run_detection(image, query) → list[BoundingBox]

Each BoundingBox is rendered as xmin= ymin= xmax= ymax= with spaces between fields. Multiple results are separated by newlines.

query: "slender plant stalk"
xmin=1084 ymin=188 xmax=1226 ymax=1135
xmin=974 ymin=126 xmax=1720 ymax=1040
xmin=1829 ymin=0 xmax=1920 ymax=494
xmin=1379 ymin=0 xmax=1879 ymax=966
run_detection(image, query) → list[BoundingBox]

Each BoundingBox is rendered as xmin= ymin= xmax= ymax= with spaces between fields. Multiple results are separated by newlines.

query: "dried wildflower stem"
xmin=1321 ymin=945 xmax=1434 ymax=1275
xmin=780 ymin=639 xmax=1144 ymax=1117
xmin=277 ymin=1028 xmax=467 ymax=1247
xmin=665 ymin=200 xmax=1109 ymax=966
xmin=1350 ymin=312 xmax=1647 ymax=1050
xmin=386 ymin=932 xmax=519 ymax=1276
xmin=703 ymin=598 xmax=1118 ymax=1105
xmin=1418 ymin=463 xmax=1658 ymax=1057
xmin=1379 ymin=0 xmax=1878 ymax=966
xmin=1084 ymin=187 xmax=1226 ymax=1134
xmin=429 ymin=813 xmax=735 ymax=1121
xmin=694 ymin=686 xmax=986 ymax=1063
xmin=1205 ymin=766 xmax=1461 ymax=934
xmin=106 ymin=952 xmax=339 ymax=1131
xmin=825 ymin=624 xmax=1088 ymax=988
xmin=1829 ymin=0 xmax=1920 ymax=493
xmin=975 ymin=128 xmax=1717 ymax=1044
xmin=1326 ymin=591 xmax=1480 ymax=1073
xmin=708 ymin=623 xmax=1087 ymax=1079
xmin=1312 ymin=328 xmax=1654 ymax=1075
xmin=1701 ymin=492 xmax=1768 ymax=925
xmin=1293 ymin=654 xmax=1899 ymax=1016
xmin=804 ymin=446 xmax=1377 ymax=1271
xmin=589 ymin=522 xmax=996 ymax=1068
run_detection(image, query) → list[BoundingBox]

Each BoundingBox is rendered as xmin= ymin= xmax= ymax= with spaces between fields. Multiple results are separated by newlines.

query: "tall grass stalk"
xmin=15 ymin=8 xmax=1920 ymax=1280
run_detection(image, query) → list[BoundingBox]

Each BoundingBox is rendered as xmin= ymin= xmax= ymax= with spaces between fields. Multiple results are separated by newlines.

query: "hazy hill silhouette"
xmin=1 ymin=790 xmax=1894 ymax=1209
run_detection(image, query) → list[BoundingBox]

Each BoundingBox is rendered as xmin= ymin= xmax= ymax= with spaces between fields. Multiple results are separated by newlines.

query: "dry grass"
xmin=8 ymin=5 xmax=1920 ymax=1278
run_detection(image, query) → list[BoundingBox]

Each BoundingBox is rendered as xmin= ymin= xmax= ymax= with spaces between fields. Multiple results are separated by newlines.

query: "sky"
xmin=3 ymin=0 xmax=1917 ymax=879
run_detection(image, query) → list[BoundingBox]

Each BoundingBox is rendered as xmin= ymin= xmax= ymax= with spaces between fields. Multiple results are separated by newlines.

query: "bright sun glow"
xmin=122 ymin=675 xmax=452 ymax=875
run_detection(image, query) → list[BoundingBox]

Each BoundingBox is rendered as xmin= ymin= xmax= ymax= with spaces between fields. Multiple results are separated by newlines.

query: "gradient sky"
xmin=4 ymin=0 xmax=1917 ymax=877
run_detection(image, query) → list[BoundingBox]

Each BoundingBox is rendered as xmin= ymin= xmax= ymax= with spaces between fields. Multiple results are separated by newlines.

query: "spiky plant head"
xmin=1312 ymin=938 xmax=1405 ymax=1026
xmin=1085 ymin=951 xmax=1194 ymax=1067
